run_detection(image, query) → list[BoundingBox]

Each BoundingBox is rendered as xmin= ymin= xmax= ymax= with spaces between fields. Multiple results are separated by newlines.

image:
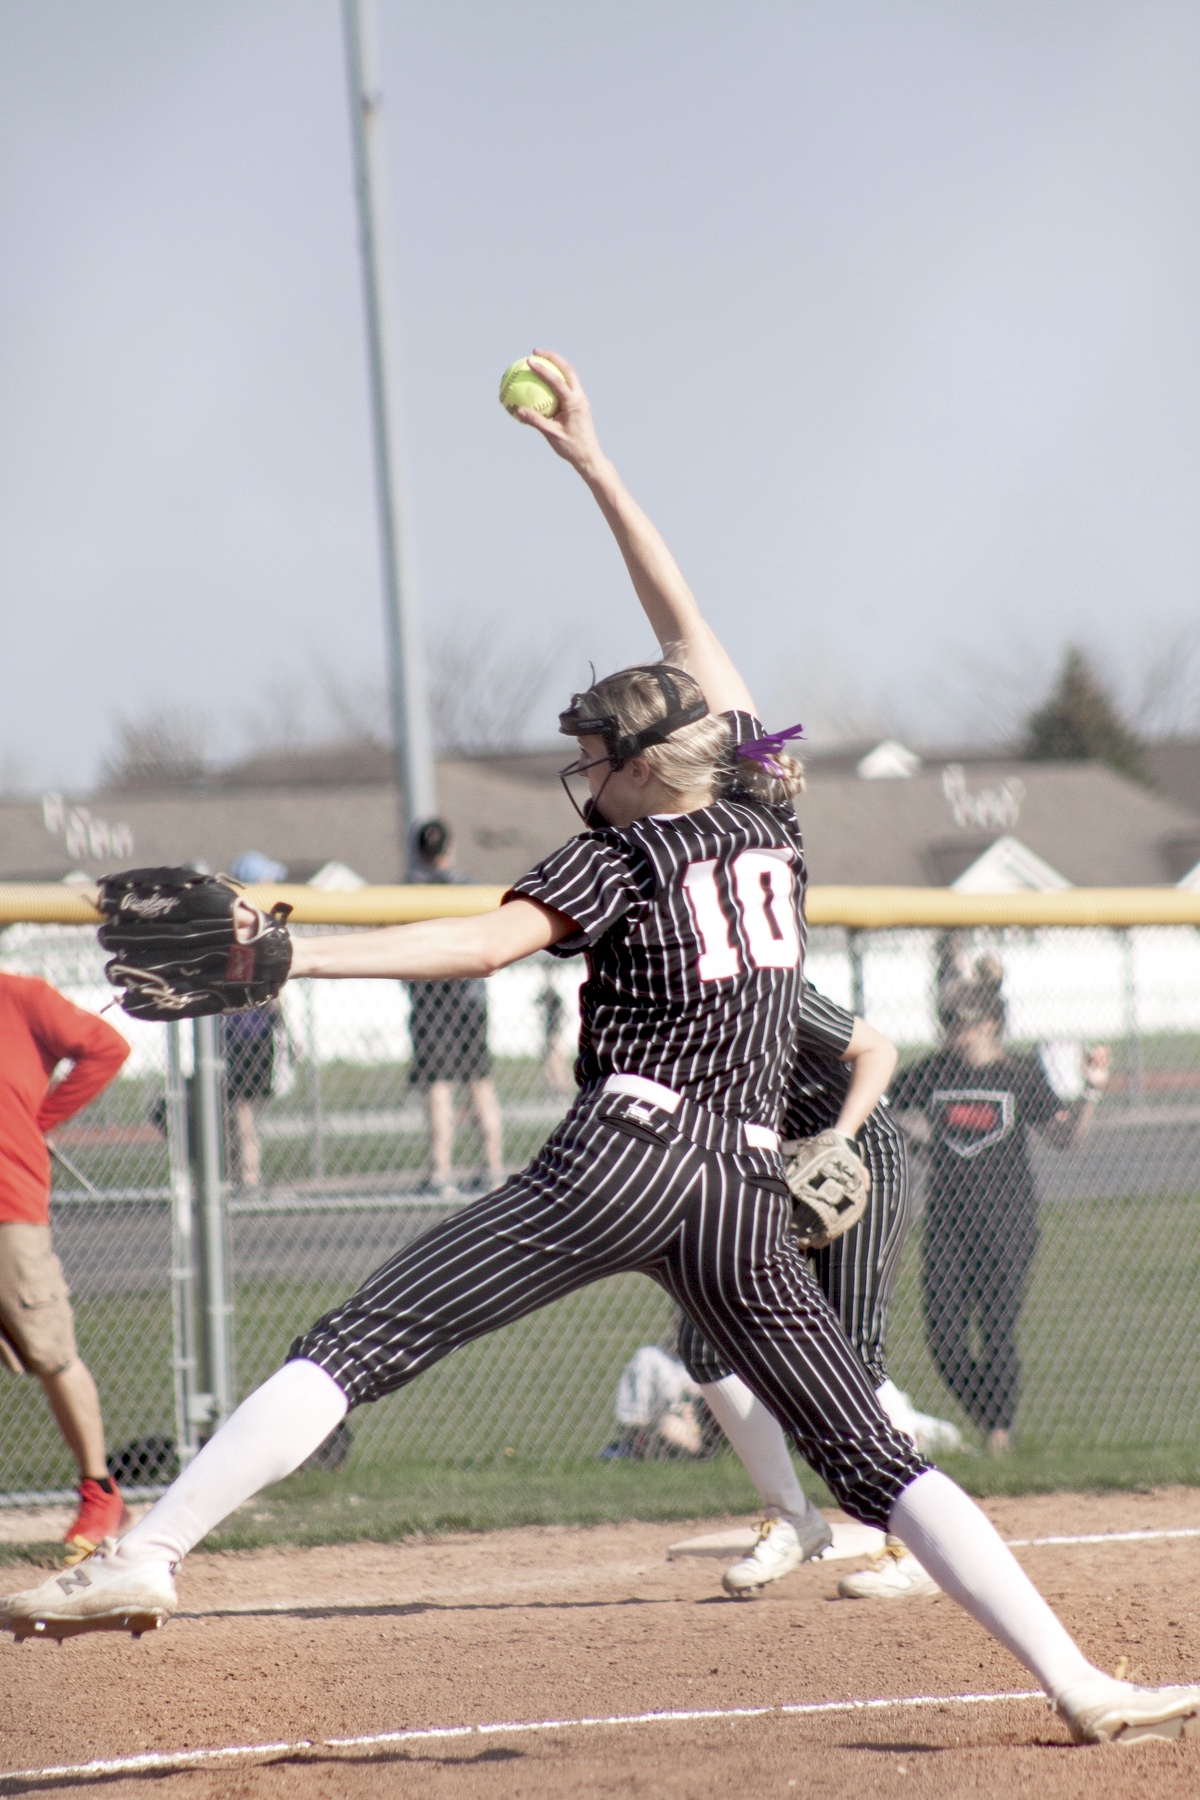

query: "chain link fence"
xmin=1 ymin=910 xmax=1199 ymax=1499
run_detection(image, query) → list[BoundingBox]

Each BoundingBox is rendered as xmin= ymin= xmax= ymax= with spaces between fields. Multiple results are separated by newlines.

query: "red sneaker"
xmin=63 ymin=1479 xmax=130 ymax=1566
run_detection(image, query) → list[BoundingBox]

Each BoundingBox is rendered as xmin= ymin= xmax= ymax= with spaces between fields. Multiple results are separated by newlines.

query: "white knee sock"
xmin=118 ymin=1360 xmax=349 ymax=1568
xmin=699 ymin=1375 xmax=815 ymax=1522
xmin=889 ymin=1469 xmax=1098 ymax=1699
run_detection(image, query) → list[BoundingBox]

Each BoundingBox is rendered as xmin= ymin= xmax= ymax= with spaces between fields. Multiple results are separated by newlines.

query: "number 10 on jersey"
xmin=683 ymin=853 xmax=801 ymax=980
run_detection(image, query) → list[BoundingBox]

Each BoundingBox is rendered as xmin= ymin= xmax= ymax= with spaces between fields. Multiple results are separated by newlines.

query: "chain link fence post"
xmin=304 ymin=982 xmax=326 ymax=1181
xmin=164 ymin=1023 xmax=201 ymax=1466
xmin=192 ymin=1015 xmax=233 ymax=1437
xmin=1120 ymin=927 xmax=1144 ymax=1105
xmin=847 ymin=928 xmax=866 ymax=1016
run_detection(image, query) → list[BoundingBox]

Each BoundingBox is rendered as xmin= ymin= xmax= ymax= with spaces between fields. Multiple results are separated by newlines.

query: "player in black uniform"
xmin=9 ymin=352 xmax=1196 ymax=1746
xmin=676 ymin=981 xmax=921 ymax=1592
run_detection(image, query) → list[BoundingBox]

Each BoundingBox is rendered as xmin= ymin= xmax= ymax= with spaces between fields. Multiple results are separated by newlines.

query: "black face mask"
xmin=558 ymin=756 xmax=617 ymax=829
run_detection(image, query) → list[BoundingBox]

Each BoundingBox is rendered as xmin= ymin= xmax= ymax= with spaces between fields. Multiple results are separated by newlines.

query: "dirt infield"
xmin=3 ymin=1488 xmax=1200 ymax=1797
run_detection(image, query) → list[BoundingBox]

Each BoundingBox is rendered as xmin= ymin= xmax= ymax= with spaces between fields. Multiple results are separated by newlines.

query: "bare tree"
xmin=427 ymin=615 xmax=563 ymax=754
xmin=98 ymin=707 xmax=211 ymax=789
xmin=96 ymin=623 xmax=565 ymax=794
xmin=0 ymin=751 xmax=30 ymax=796
xmin=315 ymin=666 xmax=389 ymax=747
xmin=1133 ymin=626 xmax=1200 ymax=742
xmin=237 ymin=677 xmax=318 ymax=755
xmin=766 ymin=643 xmax=902 ymax=748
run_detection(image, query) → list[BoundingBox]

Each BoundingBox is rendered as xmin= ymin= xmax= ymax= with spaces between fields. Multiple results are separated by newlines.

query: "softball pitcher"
xmin=7 ymin=352 xmax=1197 ymax=1747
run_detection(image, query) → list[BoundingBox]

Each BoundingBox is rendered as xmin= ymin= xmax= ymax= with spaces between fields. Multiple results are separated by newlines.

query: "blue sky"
xmin=2 ymin=1 xmax=1199 ymax=788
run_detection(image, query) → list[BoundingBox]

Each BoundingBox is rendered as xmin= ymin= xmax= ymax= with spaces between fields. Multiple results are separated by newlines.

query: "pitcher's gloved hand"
xmin=783 ymin=1129 xmax=870 ymax=1249
xmin=96 ymin=867 xmax=293 ymax=1021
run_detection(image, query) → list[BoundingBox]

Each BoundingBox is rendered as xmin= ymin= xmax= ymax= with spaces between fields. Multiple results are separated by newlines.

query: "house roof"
xmin=3 ymin=745 xmax=1197 ymax=889
xmin=1144 ymin=739 xmax=1200 ymax=818
xmin=793 ymin=758 xmax=1200 ymax=886
xmin=0 ymin=757 xmax=579 ymax=887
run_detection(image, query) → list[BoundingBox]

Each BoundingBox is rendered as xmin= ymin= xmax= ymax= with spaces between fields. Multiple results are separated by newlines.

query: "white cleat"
xmin=1055 ymin=1676 xmax=1200 ymax=1745
xmin=837 ymin=1542 xmax=941 ymax=1600
xmin=722 ymin=1511 xmax=833 ymax=1597
xmin=0 ymin=1538 xmax=178 ymax=1642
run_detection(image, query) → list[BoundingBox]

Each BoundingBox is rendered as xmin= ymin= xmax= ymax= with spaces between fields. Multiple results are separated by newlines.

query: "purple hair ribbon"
xmin=736 ymin=721 xmax=805 ymax=778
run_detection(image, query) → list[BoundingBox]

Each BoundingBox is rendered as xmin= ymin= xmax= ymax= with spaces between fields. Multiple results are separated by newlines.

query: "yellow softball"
xmin=498 ymin=357 xmax=560 ymax=418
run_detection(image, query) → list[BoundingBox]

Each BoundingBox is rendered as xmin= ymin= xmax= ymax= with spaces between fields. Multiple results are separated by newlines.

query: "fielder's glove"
xmin=96 ymin=867 xmax=293 ymax=1021
xmin=783 ymin=1129 xmax=870 ymax=1249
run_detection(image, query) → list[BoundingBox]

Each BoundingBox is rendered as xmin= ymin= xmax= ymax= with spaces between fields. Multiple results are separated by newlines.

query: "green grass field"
xmin=4 ymin=1191 xmax=1200 ymax=1549
xmin=885 ymin=1192 xmax=1200 ymax=1452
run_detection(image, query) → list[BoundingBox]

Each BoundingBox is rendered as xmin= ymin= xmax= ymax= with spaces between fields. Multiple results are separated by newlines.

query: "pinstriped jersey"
xmin=782 ymin=981 xmax=897 ymax=1149
xmin=508 ymin=715 xmax=806 ymax=1125
xmin=783 ymin=983 xmax=856 ymax=1138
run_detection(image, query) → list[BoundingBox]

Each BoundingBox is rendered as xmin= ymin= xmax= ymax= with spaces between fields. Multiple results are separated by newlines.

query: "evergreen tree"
xmin=1022 ymin=648 xmax=1145 ymax=778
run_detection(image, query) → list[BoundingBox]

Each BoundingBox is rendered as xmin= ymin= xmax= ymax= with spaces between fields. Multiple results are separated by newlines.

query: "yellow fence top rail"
xmin=803 ymin=887 xmax=1200 ymax=928
xmin=1 ymin=882 xmax=1199 ymax=930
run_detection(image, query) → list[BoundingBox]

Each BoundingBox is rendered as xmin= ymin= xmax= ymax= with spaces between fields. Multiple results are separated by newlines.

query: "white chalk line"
xmin=1007 ymin=1527 xmax=1200 ymax=1549
xmin=1 ymin=1524 xmax=1193 ymax=1783
xmin=0 ymin=1689 xmax=1046 ymax=1784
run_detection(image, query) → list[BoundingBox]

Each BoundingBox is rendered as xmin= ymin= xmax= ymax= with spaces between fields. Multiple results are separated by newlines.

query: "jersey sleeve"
xmin=506 ymin=832 xmax=650 ymax=958
xmin=795 ymin=982 xmax=855 ymax=1057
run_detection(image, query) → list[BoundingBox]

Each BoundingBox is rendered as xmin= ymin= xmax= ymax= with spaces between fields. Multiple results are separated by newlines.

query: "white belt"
xmin=602 ymin=1074 xmax=779 ymax=1153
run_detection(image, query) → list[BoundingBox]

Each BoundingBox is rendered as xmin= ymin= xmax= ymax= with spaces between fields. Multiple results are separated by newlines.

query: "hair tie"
xmin=736 ymin=721 xmax=805 ymax=778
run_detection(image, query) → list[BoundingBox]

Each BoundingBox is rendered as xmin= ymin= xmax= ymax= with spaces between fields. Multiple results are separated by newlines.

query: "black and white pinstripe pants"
xmin=290 ymin=1082 xmax=928 ymax=1528
xmin=677 ymin=1108 xmax=912 ymax=1389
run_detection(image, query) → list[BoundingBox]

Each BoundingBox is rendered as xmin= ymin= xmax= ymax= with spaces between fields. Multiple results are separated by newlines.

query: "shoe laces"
xmin=866 ymin=1541 xmax=910 ymax=1567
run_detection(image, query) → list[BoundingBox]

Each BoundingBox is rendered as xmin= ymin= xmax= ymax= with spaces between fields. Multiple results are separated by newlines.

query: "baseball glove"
xmin=783 ymin=1129 xmax=870 ymax=1250
xmin=96 ymin=867 xmax=293 ymax=1022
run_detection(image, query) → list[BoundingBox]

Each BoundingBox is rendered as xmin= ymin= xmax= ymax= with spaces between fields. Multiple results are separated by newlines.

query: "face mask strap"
xmin=557 ymin=665 xmax=708 ymax=768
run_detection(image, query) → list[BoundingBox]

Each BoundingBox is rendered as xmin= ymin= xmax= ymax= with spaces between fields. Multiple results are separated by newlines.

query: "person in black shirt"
xmin=19 ymin=355 xmax=1200 ymax=1750
xmin=221 ymin=1005 xmax=279 ymax=1194
xmin=405 ymin=818 xmax=504 ymax=1197
xmin=893 ymin=956 xmax=1109 ymax=1456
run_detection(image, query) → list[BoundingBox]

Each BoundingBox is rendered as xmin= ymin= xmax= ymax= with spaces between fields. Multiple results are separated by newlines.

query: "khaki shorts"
xmin=0 ymin=1222 xmax=78 ymax=1377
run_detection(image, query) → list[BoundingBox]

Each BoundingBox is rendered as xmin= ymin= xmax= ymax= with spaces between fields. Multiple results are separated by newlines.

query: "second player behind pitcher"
xmin=679 ymin=981 xmax=955 ymax=1596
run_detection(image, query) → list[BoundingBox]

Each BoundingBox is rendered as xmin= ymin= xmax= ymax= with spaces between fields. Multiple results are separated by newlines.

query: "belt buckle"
xmin=743 ymin=1121 xmax=779 ymax=1152
xmin=605 ymin=1092 xmax=677 ymax=1146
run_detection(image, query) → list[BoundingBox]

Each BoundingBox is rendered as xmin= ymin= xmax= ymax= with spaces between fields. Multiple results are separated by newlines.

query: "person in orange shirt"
xmin=0 ymin=972 xmax=131 ymax=1560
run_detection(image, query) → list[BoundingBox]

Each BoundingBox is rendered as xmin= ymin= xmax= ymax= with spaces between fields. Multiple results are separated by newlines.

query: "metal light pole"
xmin=341 ymin=0 xmax=437 ymax=854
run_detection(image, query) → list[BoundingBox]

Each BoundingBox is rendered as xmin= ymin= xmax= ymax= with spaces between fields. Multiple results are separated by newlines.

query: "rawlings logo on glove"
xmin=782 ymin=1129 xmax=870 ymax=1249
xmin=96 ymin=867 xmax=293 ymax=1022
